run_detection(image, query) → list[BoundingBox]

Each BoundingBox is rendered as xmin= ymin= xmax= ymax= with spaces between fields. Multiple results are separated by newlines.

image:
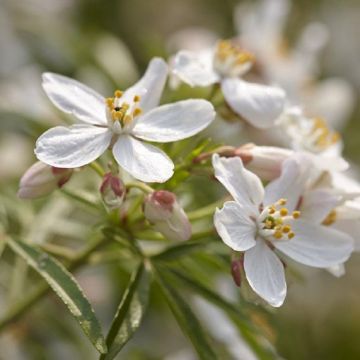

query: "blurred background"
xmin=0 ymin=0 xmax=359 ymax=359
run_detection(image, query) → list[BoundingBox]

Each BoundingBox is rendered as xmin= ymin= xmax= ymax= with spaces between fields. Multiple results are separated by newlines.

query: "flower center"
xmin=310 ymin=117 xmax=340 ymax=151
xmin=105 ymin=90 xmax=143 ymax=128
xmin=213 ymin=40 xmax=255 ymax=77
xmin=258 ymin=198 xmax=300 ymax=241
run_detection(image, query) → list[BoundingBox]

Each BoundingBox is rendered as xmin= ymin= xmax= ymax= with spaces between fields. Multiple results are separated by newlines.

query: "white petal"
xmin=132 ymin=99 xmax=214 ymax=142
xmin=301 ymin=189 xmax=340 ymax=224
xmin=244 ymin=240 xmax=286 ymax=307
xmin=264 ymin=154 xmax=311 ymax=211
xmin=214 ymin=201 xmax=257 ymax=251
xmin=42 ymin=73 xmax=107 ymax=125
xmin=121 ymin=57 xmax=168 ymax=112
xmin=172 ymin=50 xmax=220 ymax=87
xmin=333 ymin=219 xmax=360 ymax=251
xmin=274 ymin=219 xmax=354 ymax=267
xmin=35 ymin=125 xmax=112 ymax=168
xmin=327 ymin=264 xmax=345 ymax=277
xmin=212 ymin=154 xmax=264 ymax=213
xmin=221 ymin=78 xmax=285 ymax=128
xmin=112 ymin=135 xmax=174 ymax=183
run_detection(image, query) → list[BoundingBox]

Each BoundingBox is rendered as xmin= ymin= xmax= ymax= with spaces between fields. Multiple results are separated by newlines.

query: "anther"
xmin=282 ymin=225 xmax=291 ymax=233
xmin=274 ymin=231 xmax=283 ymax=239
xmin=114 ymin=90 xmax=123 ymax=98
xmin=133 ymin=95 xmax=141 ymax=102
xmin=280 ymin=208 xmax=288 ymax=216
xmin=292 ymin=211 xmax=301 ymax=219
xmin=288 ymin=232 xmax=295 ymax=239
xmin=278 ymin=198 xmax=287 ymax=206
xmin=133 ymin=108 xmax=143 ymax=117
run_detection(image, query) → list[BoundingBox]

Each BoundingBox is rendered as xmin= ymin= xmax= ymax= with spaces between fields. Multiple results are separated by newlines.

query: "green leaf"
xmin=168 ymin=269 xmax=279 ymax=360
xmin=7 ymin=239 xmax=107 ymax=354
xmin=151 ymin=240 xmax=206 ymax=262
xmin=154 ymin=266 xmax=218 ymax=360
xmin=100 ymin=263 xmax=150 ymax=360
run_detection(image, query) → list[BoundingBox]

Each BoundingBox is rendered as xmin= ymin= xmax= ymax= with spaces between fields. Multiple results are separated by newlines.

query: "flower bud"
xmin=18 ymin=161 xmax=73 ymax=199
xmin=231 ymin=253 xmax=243 ymax=287
xmin=234 ymin=144 xmax=292 ymax=181
xmin=100 ymin=173 xmax=125 ymax=210
xmin=144 ymin=190 xmax=192 ymax=241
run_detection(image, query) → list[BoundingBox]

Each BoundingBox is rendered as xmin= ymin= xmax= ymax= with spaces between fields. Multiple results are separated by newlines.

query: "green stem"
xmin=60 ymin=188 xmax=99 ymax=210
xmin=0 ymin=236 xmax=107 ymax=332
xmin=187 ymin=199 xmax=225 ymax=221
xmin=89 ymin=161 xmax=106 ymax=178
xmin=126 ymin=182 xmax=154 ymax=194
xmin=191 ymin=228 xmax=216 ymax=240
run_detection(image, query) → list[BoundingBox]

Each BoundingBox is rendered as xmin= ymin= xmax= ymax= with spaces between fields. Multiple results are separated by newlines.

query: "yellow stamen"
xmin=268 ymin=206 xmax=276 ymax=215
xmin=274 ymin=231 xmax=283 ymax=239
xmin=114 ymin=90 xmax=123 ymax=98
xmin=282 ymin=225 xmax=291 ymax=233
xmin=133 ymin=108 xmax=143 ymax=117
xmin=288 ymin=232 xmax=295 ymax=239
xmin=323 ymin=209 xmax=337 ymax=226
xmin=280 ymin=208 xmax=288 ymax=216
xmin=292 ymin=211 xmax=301 ymax=219
xmin=133 ymin=95 xmax=141 ymax=102
xmin=278 ymin=198 xmax=287 ymax=206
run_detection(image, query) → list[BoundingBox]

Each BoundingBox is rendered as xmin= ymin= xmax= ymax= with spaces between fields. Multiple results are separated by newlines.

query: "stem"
xmin=40 ymin=243 xmax=76 ymax=260
xmin=60 ymin=188 xmax=99 ymax=210
xmin=0 ymin=236 xmax=107 ymax=332
xmin=191 ymin=227 xmax=216 ymax=240
xmin=187 ymin=199 xmax=225 ymax=221
xmin=126 ymin=182 xmax=154 ymax=194
xmin=89 ymin=161 xmax=106 ymax=178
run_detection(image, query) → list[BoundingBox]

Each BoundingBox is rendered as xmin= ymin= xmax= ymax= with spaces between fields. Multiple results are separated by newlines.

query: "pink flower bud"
xmin=100 ymin=173 xmax=125 ymax=210
xmin=144 ymin=190 xmax=192 ymax=241
xmin=18 ymin=161 xmax=73 ymax=199
xmin=234 ymin=145 xmax=292 ymax=181
xmin=231 ymin=254 xmax=244 ymax=287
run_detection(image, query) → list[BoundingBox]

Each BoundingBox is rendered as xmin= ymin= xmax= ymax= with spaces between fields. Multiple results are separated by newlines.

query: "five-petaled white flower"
xmin=172 ymin=40 xmax=286 ymax=128
xmin=212 ymin=153 xmax=353 ymax=307
xmin=35 ymin=58 xmax=215 ymax=183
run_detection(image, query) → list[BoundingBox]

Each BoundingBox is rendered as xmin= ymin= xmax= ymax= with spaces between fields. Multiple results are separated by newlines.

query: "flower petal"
xmin=274 ymin=219 xmax=354 ymax=267
xmin=112 ymin=135 xmax=174 ymax=183
xmin=35 ymin=125 xmax=112 ymax=168
xmin=264 ymin=154 xmax=311 ymax=211
xmin=42 ymin=73 xmax=107 ymax=125
xmin=172 ymin=50 xmax=220 ymax=87
xmin=132 ymin=99 xmax=215 ymax=142
xmin=244 ymin=240 xmax=287 ymax=307
xmin=221 ymin=78 xmax=285 ymax=128
xmin=214 ymin=201 xmax=257 ymax=251
xmin=121 ymin=57 xmax=168 ymax=112
xmin=212 ymin=154 xmax=264 ymax=213
xmin=301 ymin=189 xmax=340 ymax=224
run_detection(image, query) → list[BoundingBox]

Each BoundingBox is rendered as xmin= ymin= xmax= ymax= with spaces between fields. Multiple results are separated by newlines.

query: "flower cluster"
xmin=18 ymin=0 xmax=358 ymax=313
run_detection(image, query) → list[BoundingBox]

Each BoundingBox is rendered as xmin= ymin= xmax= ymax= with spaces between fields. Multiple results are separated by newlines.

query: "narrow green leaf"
xmin=7 ymin=239 xmax=107 ymax=354
xmin=100 ymin=263 xmax=150 ymax=360
xmin=151 ymin=240 xmax=205 ymax=262
xmin=154 ymin=266 xmax=218 ymax=360
xmin=169 ymin=269 xmax=279 ymax=360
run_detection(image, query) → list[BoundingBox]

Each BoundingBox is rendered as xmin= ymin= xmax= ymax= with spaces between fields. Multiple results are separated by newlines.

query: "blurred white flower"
xmin=213 ymin=154 xmax=353 ymax=306
xmin=172 ymin=40 xmax=286 ymax=128
xmin=35 ymin=58 xmax=215 ymax=183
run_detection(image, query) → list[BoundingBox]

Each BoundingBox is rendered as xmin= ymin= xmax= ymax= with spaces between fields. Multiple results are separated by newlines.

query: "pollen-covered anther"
xmin=311 ymin=117 xmax=341 ymax=150
xmin=114 ymin=90 xmax=123 ymax=98
xmin=133 ymin=95 xmax=141 ymax=102
xmin=292 ymin=211 xmax=301 ymax=219
xmin=133 ymin=108 xmax=142 ymax=117
xmin=288 ymin=232 xmax=295 ymax=239
xmin=280 ymin=208 xmax=288 ymax=216
xmin=274 ymin=231 xmax=283 ymax=239
xmin=322 ymin=209 xmax=337 ymax=226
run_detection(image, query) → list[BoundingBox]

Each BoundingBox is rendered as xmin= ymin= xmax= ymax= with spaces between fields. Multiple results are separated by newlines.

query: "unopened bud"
xmin=231 ymin=253 xmax=244 ymax=287
xmin=100 ymin=173 xmax=125 ymax=210
xmin=144 ymin=190 xmax=192 ymax=241
xmin=234 ymin=145 xmax=292 ymax=181
xmin=18 ymin=161 xmax=73 ymax=199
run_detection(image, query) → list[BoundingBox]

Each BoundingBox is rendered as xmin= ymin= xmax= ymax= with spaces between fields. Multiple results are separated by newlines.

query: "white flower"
xmin=172 ymin=40 xmax=286 ymax=129
xmin=35 ymin=58 xmax=215 ymax=183
xmin=212 ymin=154 xmax=353 ymax=307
